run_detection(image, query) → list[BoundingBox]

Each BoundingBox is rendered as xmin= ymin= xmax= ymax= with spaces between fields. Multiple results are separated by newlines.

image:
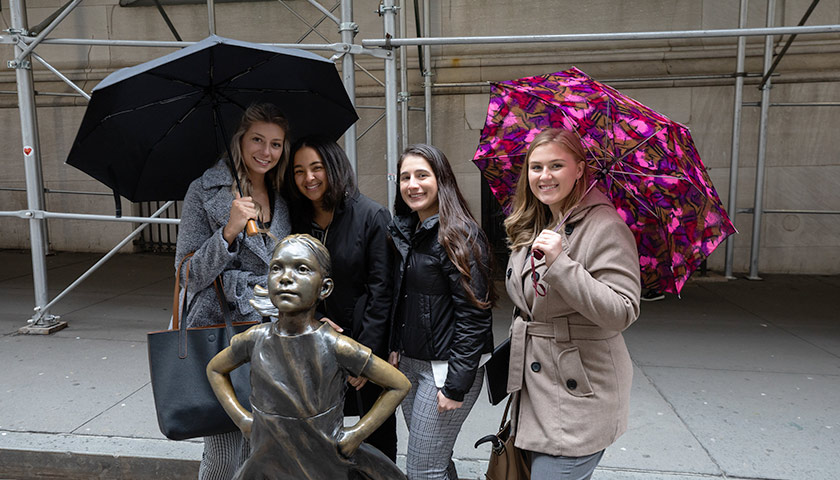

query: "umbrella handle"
xmin=245 ymin=219 xmax=260 ymax=237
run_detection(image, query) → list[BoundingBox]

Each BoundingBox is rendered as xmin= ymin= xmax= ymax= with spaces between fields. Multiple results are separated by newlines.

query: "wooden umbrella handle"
xmin=245 ymin=219 xmax=260 ymax=236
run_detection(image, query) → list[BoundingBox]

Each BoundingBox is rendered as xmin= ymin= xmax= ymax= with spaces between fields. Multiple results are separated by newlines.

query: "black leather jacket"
xmin=291 ymin=191 xmax=393 ymax=358
xmin=389 ymin=213 xmax=493 ymax=401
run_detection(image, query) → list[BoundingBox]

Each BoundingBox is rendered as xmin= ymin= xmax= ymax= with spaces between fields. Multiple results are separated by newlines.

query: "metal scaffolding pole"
xmin=340 ymin=0 xmax=358 ymax=171
xmin=363 ymin=24 xmax=840 ymax=47
xmin=423 ymin=0 xmax=432 ymax=144
xmin=724 ymin=0 xmax=749 ymax=279
xmin=207 ymin=0 xmax=216 ymax=35
xmin=8 ymin=0 xmax=63 ymax=332
xmin=381 ymin=0 xmax=399 ymax=212
xmin=398 ymin=0 xmax=409 ymax=151
xmin=748 ymin=0 xmax=777 ymax=280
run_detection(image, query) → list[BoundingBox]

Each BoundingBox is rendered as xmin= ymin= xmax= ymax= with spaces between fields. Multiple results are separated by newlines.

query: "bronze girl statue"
xmin=207 ymin=234 xmax=410 ymax=479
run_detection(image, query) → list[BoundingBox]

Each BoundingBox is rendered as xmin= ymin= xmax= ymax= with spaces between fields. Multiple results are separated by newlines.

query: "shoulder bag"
xmin=147 ymin=253 xmax=257 ymax=440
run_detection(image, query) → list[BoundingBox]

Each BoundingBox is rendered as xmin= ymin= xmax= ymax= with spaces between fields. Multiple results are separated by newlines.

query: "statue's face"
xmin=268 ymin=242 xmax=331 ymax=313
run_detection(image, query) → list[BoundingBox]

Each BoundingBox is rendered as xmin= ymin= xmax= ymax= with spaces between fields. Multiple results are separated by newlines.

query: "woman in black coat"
xmin=389 ymin=144 xmax=496 ymax=479
xmin=285 ymin=136 xmax=397 ymax=460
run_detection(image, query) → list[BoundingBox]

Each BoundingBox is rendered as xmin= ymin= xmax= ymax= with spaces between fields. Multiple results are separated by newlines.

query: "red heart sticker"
xmin=23 ymin=147 xmax=32 ymax=155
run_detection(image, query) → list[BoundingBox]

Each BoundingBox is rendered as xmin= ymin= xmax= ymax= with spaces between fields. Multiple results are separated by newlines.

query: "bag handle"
xmin=173 ymin=252 xmax=234 ymax=359
xmin=500 ymin=394 xmax=514 ymax=430
xmin=172 ymin=252 xmax=195 ymax=331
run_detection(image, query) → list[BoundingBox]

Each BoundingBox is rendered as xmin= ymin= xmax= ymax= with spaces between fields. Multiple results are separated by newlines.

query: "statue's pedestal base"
xmin=19 ymin=321 xmax=68 ymax=335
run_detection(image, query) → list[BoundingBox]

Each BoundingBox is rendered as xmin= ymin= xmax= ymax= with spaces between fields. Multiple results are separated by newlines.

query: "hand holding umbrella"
xmin=224 ymin=194 xmax=260 ymax=243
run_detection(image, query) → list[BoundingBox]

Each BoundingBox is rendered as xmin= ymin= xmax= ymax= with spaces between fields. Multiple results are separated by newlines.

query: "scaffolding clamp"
xmin=376 ymin=3 xmax=400 ymax=17
xmin=339 ymin=22 xmax=359 ymax=34
xmin=8 ymin=59 xmax=31 ymax=69
xmin=398 ymin=91 xmax=410 ymax=103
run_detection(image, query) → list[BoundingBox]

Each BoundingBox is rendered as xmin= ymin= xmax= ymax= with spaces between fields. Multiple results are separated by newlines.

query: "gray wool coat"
xmin=505 ymin=189 xmax=641 ymax=457
xmin=175 ymin=159 xmax=290 ymax=327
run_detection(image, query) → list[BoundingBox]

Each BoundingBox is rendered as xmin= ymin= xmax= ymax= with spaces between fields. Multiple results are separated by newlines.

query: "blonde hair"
xmin=228 ymin=103 xmax=290 ymax=219
xmin=504 ymin=128 xmax=591 ymax=250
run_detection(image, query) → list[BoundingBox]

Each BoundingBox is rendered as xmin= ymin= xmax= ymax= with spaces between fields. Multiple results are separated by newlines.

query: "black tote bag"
xmin=147 ymin=254 xmax=256 ymax=440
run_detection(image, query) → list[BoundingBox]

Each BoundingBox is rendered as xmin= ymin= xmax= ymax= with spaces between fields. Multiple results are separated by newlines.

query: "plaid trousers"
xmin=399 ymin=356 xmax=484 ymax=480
xmin=198 ymin=431 xmax=250 ymax=480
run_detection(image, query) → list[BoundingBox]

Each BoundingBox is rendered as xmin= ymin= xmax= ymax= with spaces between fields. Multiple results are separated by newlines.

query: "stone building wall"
xmin=1 ymin=0 xmax=838 ymax=274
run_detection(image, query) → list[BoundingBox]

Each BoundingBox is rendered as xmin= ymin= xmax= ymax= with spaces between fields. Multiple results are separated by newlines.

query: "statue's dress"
xmin=229 ymin=322 xmax=406 ymax=480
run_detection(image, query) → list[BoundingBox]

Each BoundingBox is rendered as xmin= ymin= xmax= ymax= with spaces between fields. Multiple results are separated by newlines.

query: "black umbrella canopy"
xmin=66 ymin=35 xmax=358 ymax=202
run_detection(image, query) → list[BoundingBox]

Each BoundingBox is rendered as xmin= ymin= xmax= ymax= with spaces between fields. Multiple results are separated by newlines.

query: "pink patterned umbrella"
xmin=473 ymin=67 xmax=736 ymax=294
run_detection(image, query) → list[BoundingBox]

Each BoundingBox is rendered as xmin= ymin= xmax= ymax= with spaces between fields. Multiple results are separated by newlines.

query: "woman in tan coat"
xmin=504 ymin=128 xmax=641 ymax=479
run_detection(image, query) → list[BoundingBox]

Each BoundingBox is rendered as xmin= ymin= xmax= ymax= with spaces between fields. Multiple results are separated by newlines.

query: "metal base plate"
xmin=18 ymin=321 xmax=69 ymax=335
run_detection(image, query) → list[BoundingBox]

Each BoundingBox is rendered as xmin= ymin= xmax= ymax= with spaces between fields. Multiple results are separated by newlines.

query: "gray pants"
xmin=198 ymin=431 xmax=250 ymax=480
xmin=530 ymin=449 xmax=604 ymax=480
xmin=400 ymin=356 xmax=484 ymax=480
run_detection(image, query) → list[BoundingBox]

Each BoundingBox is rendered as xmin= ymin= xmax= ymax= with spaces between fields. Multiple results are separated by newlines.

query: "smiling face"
xmin=293 ymin=146 xmax=329 ymax=207
xmin=399 ymin=154 xmax=439 ymax=221
xmin=240 ymin=121 xmax=286 ymax=182
xmin=268 ymin=242 xmax=332 ymax=313
xmin=527 ymin=142 xmax=584 ymax=219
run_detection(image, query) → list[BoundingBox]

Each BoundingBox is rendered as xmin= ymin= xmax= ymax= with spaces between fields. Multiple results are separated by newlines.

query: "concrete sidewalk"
xmin=0 ymin=249 xmax=837 ymax=479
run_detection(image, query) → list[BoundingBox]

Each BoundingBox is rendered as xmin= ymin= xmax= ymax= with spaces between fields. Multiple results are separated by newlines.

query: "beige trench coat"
xmin=505 ymin=189 xmax=641 ymax=457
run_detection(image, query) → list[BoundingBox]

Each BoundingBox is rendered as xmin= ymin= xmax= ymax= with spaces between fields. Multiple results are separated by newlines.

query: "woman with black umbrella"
xmin=175 ymin=103 xmax=291 ymax=479
xmin=284 ymin=136 xmax=397 ymax=461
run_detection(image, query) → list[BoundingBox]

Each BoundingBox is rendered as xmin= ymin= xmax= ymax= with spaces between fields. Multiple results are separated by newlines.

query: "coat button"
xmin=506 ymin=268 xmax=512 ymax=279
xmin=530 ymin=362 xmax=541 ymax=372
xmin=531 ymin=271 xmax=540 ymax=282
xmin=566 ymin=379 xmax=577 ymax=390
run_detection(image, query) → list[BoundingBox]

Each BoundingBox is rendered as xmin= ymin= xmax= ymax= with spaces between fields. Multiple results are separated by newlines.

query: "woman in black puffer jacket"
xmin=388 ymin=144 xmax=496 ymax=480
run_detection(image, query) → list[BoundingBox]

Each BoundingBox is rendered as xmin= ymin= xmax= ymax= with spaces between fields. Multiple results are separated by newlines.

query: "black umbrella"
xmin=66 ymin=35 xmax=358 ymax=203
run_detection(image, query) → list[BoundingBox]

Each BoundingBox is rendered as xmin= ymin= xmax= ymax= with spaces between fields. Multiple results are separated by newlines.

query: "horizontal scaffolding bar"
xmin=429 ymin=73 xmax=771 ymax=89
xmin=737 ymin=208 xmax=840 ymax=215
xmin=356 ymin=104 xmax=425 ymax=112
xmin=0 ymin=209 xmax=181 ymax=224
xmin=363 ymin=24 xmax=840 ymax=47
xmin=0 ymin=90 xmax=83 ymax=97
xmin=0 ymin=187 xmax=113 ymax=196
xmin=5 ymin=36 xmax=346 ymax=52
xmin=743 ymin=102 xmax=840 ymax=107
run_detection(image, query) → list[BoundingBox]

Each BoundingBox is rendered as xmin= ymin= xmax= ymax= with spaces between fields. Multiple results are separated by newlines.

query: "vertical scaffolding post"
xmin=207 ymin=0 xmax=216 ymax=34
xmin=422 ymin=0 xmax=432 ymax=144
xmin=9 ymin=0 xmax=62 ymax=331
xmin=748 ymin=0 xmax=776 ymax=280
xmin=382 ymin=0 xmax=399 ymax=211
xmin=725 ymin=0 xmax=749 ymax=279
xmin=398 ymin=0 xmax=409 ymax=151
xmin=340 ymin=0 xmax=357 ymax=171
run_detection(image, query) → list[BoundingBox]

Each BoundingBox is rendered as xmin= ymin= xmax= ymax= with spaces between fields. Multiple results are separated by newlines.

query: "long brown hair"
xmin=395 ymin=144 xmax=497 ymax=309
xmin=228 ymin=103 xmax=290 ymax=218
xmin=504 ymin=128 xmax=591 ymax=250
